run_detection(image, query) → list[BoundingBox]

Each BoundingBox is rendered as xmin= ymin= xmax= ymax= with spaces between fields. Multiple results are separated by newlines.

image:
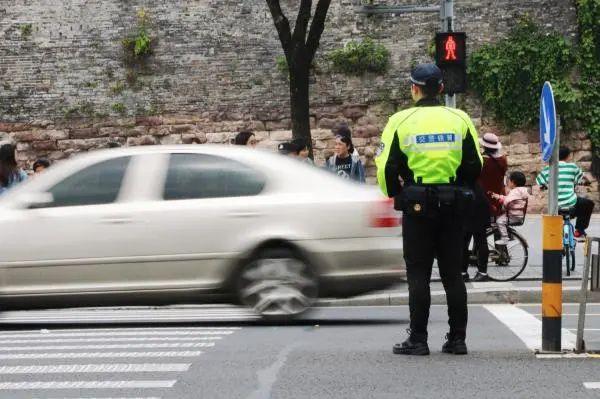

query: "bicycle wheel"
xmin=485 ymin=227 xmax=529 ymax=281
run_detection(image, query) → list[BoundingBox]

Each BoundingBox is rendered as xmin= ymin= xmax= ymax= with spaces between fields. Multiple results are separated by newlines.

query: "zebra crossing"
xmin=0 ymin=308 xmax=249 ymax=398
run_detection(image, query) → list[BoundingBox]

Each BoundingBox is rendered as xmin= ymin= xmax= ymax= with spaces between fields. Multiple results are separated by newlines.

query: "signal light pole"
xmin=441 ymin=0 xmax=456 ymax=108
xmin=355 ymin=0 xmax=460 ymax=109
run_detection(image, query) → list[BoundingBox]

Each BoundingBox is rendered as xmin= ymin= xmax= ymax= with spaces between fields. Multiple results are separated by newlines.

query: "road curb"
xmin=317 ymin=286 xmax=600 ymax=306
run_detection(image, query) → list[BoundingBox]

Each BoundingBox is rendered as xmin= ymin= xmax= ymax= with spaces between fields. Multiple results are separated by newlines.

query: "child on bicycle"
xmin=490 ymin=171 xmax=529 ymax=245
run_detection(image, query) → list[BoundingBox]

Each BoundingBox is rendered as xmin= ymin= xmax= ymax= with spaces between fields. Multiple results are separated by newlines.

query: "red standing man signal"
xmin=445 ymin=35 xmax=457 ymax=61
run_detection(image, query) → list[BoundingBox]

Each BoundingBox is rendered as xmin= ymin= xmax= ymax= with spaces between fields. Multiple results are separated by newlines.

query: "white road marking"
xmin=0 ymin=351 xmax=203 ymax=360
xmin=0 ymin=331 xmax=232 ymax=339
xmin=484 ymin=304 xmax=576 ymax=351
xmin=0 ymin=363 xmax=190 ymax=374
xmin=0 ymin=342 xmax=215 ymax=351
xmin=584 ymin=382 xmax=600 ymax=389
xmin=0 ymin=336 xmax=222 ymax=344
xmin=0 ymin=380 xmax=177 ymax=390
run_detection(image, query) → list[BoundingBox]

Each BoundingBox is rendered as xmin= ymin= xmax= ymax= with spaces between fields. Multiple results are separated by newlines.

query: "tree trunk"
xmin=288 ymin=48 xmax=311 ymax=150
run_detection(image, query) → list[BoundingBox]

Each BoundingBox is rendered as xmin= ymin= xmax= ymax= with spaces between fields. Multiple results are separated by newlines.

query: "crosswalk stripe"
xmin=0 ymin=331 xmax=232 ymax=338
xmin=485 ymin=304 xmax=576 ymax=351
xmin=0 ymin=327 xmax=239 ymax=336
xmin=0 ymin=351 xmax=203 ymax=360
xmin=0 ymin=342 xmax=215 ymax=351
xmin=0 ymin=336 xmax=222 ymax=344
xmin=0 ymin=380 xmax=177 ymax=389
xmin=0 ymin=363 xmax=190 ymax=374
xmin=0 ymin=316 xmax=259 ymax=323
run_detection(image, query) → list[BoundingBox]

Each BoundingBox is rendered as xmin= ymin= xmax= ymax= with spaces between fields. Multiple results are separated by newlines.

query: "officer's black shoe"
xmin=393 ymin=332 xmax=430 ymax=356
xmin=442 ymin=334 xmax=468 ymax=355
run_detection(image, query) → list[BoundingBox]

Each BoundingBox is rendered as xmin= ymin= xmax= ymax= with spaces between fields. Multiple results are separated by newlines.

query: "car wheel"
xmin=237 ymin=248 xmax=318 ymax=320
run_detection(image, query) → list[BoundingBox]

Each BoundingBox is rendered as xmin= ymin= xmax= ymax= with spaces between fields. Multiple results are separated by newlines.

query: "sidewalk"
xmin=434 ymin=214 xmax=600 ymax=281
xmin=319 ymin=279 xmax=600 ymax=306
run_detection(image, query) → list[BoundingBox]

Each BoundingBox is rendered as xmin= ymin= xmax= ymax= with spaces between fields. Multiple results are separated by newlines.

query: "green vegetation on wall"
xmin=122 ymin=9 xmax=153 ymax=63
xmin=468 ymin=3 xmax=600 ymax=158
xmin=329 ymin=38 xmax=390 ymax=76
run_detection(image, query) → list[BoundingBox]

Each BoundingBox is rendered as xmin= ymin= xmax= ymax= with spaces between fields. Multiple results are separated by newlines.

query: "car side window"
xmin=45 ymin=157 xmax=131 ymax=208
xmin=164 ymin=153 xmax=265 ymax=200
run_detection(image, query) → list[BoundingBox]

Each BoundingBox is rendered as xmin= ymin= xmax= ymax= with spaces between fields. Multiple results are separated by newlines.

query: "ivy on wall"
xmin=468 ymin=18 xmax=573 ymax=129
xmin=575 ymin=0 xmax=600 ymax=162
xmin=468 ymin=1 xmax=600 ymax=163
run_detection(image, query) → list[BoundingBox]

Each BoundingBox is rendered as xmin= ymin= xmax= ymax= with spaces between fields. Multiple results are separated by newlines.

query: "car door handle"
xmin=227 ymin=211 xmax=261 ymax=218
xmin=100 ymin=217 xmax=134 ymax=224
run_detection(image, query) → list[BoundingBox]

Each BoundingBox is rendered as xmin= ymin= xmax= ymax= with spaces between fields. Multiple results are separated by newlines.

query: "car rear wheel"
xmin=237 ymin=248 xmax=318 ymax=320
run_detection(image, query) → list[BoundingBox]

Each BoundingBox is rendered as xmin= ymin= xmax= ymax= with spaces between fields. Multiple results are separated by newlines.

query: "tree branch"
xmin=306 ymin=0 xmax=332 ymax=62
xmin=266 ymin=0 xmax=293 ymax=55
xmin=292 ymin=0 xmax=312 ymax=44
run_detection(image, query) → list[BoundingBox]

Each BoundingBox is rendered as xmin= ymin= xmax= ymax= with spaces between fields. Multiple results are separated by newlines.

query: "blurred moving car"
xmin=0 ymin=146 xmax=404 ymax=319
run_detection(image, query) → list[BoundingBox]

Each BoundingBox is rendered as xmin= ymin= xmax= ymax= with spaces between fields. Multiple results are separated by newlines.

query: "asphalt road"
xmin=1 ymin=305 xmax=600 ymax=398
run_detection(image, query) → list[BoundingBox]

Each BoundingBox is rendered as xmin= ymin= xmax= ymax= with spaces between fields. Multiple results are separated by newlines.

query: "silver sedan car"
xmin=0 ymin=145 xmax=404 ymax=319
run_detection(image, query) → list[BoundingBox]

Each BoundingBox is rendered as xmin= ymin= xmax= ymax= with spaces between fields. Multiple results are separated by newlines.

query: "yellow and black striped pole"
xmin=542 ymin=215 xmax=563 ymax=352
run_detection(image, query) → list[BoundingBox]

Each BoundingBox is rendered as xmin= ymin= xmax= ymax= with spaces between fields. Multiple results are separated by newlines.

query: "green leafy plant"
xmin=468 ymin=18 xmax=573 ymax=129
xmin=468 ymin=7 xmax=600 ymax=163
xmin=329 ymin=38 xmax=390 ymax=75
xmin=20 ymin=24 xmax=32 ymax=39
xmin=122 ymin=8 xmax=153 ymax=62
xmin=111 ymin=103 xmax=126 ymax=114
xmin=575 ymin=0 xmax=600 ymax=157
xmin=276 ymin=55 xmax=288 ymax=74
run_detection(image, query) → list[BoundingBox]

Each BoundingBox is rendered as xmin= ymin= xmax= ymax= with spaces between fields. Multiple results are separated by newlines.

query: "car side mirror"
xmin=18 ymin=192 xmax=54 ymax=209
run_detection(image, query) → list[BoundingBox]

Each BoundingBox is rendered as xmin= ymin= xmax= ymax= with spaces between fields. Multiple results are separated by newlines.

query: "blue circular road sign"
xmin=540 ymin=82 xmax=557 ymax=162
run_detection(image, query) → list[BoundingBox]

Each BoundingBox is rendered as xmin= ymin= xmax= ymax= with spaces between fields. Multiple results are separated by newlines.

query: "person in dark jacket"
xmin=478 ymin=133 xmax=508 ymax=216
xmin=325 ymin=135 xmax=365 ymax=183
xmin=462 ymin=183 xmax=491 ymax=282
xmin=0 ymin=143 xmax=27 ymax=195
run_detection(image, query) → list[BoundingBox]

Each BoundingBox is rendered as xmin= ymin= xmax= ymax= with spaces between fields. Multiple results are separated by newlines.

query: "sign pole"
xmin=549 ymin=120 xmax=560 ymax=215
xmin=540 ymin=82 xmax=562 ymax=352
xmin=441 ymin=0 xmax=456 ymax=108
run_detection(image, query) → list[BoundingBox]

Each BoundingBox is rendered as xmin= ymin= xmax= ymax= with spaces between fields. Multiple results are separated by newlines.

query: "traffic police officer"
xmin=375 ymin=64 xmax=482 ymax=356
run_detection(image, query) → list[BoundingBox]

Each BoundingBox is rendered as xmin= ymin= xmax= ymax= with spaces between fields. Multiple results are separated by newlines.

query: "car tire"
xmin=237 ymin=248 xmax=318 ymax=320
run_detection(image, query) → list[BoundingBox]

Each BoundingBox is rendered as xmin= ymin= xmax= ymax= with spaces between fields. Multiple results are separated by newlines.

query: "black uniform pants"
xmin=403 ymin=210 xmax=468 ymax=342
xmin=574 ymin=196 xmax=595 ymax=232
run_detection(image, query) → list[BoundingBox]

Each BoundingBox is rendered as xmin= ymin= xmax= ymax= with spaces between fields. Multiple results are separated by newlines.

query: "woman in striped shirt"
xmin=536 ymin=146 xmax=595 ymax=239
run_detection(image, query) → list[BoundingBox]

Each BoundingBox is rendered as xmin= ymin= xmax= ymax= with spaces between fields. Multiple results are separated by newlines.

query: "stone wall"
xmin=0 ymin=0 xmax=597 ymax=211
xmin=0 ymin=0 xmax=579 ymax=121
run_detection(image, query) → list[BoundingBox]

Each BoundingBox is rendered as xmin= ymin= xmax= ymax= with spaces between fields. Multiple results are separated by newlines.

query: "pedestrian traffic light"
xmin=435 ymin=32 xmax=467 ymax=94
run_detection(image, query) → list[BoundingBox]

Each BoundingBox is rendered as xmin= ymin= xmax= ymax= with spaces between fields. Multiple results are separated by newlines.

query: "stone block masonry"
xmin=0 ymin=0 xmax=596 ymax=210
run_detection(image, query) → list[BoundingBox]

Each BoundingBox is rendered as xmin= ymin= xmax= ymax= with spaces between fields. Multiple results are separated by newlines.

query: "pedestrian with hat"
xmin=376 ymin=63 xmax=483 ymax=356
xmin=479 ymin=133 xmax=508 ymax=214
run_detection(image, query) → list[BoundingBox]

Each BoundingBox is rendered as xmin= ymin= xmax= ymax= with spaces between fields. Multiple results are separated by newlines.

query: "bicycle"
xmin=560 ymin=208 xmax=577 ymax=276
xmin=467 ymin=199 xmax=529 ymax=281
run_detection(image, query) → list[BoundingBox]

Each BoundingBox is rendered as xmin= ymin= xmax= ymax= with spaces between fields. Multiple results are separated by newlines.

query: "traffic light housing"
xmin=435 ymin=32 xmax=467 ymax=94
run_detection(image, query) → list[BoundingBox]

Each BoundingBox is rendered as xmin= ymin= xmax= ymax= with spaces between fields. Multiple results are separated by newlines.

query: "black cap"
xmin=410 ymin=63 xmax=443 ymax=86
xmin=278 ymin=142 xmax=299 ymax=155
